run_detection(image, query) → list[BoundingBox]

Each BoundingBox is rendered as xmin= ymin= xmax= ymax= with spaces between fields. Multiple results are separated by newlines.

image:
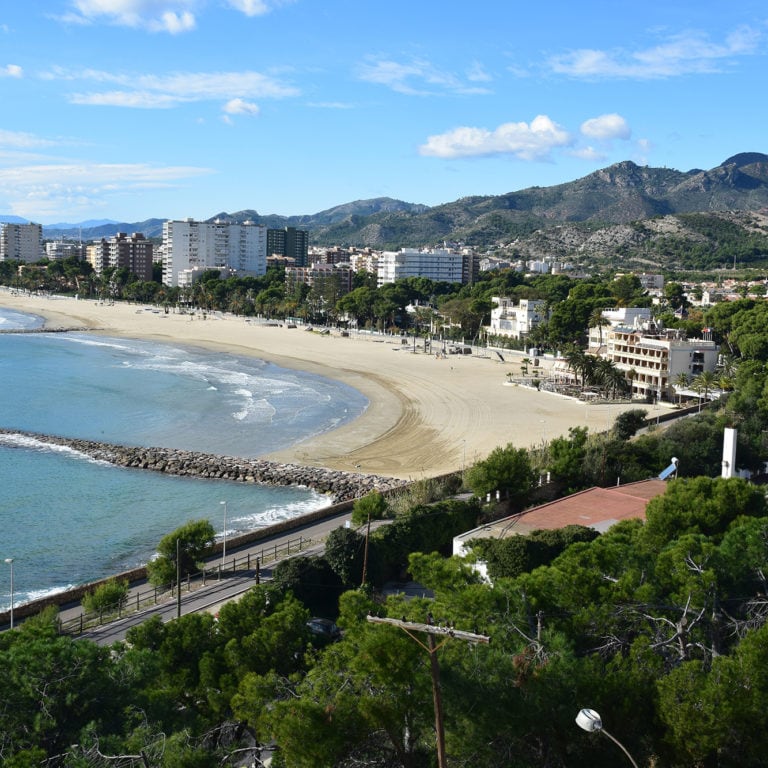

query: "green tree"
xmin=260 ymin=590 xmax=439 ymax=768
xmin=351 ymin=489 xmax=389 ymax=526
xmin=611 ymin=408 xmax=648 ymax=440
xmin=664 ymin=281 xmax=689 ymax=311
xmin=465 ymin=444 xmax=537 ymax=512
xmin=0 ymin=616 xmax=126 ymax=761
xmin=324 ymin=526 xmax=368 ymax=587
xmin=81 ymin=577 xmax=129 ymax=615
xmin=146 ymin=519 xmax=215 ymax=586
xmin=271 ymin=554 xmax=345 ymax=617
xmin=546 ymin=426 xmax=589 ymax=494
xmin=641 ymin=476 xmax=766 ymax=551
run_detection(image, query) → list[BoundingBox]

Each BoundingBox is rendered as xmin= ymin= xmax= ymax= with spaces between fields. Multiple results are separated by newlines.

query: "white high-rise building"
xmin=0 ymin=223 xmax=43 ymax=263
xmin=377 ymin=248 xmax=464 ymax=286
xmin=162 ymin=219 xmax=267 ymax=287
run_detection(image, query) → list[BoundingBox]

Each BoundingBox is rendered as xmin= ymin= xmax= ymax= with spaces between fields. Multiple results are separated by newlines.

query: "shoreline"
xmin=0 ymin=291 xmax=644 ymax=479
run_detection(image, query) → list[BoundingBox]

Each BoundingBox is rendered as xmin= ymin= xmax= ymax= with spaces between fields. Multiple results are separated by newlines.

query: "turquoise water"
xmin=0 ymin=306 xmax=367 ymax=608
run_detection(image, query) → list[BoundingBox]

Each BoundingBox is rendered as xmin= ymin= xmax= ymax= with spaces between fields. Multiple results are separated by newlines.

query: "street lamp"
xmin=575 ymin=708 xmax=639 ymax=768
xmin=4 ymin=558 xmax=14 ymax=630
xmin=220 ymin=501 xmax=227 ymax=567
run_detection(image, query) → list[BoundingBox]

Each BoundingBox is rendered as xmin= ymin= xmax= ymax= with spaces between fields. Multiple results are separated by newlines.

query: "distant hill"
xmin=0 ymin=215 xmax=30 ymax=224
xmin=45 ymin=219 xmax=120 ymax=230
xmin=38 ymin=154 xmax=768 ymax=269
xmin=43 ymin=218 xmax=166 ymax=241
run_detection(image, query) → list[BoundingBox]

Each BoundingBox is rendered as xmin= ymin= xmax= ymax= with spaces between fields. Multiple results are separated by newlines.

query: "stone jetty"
xmin=0 ymin=428 xmax=408 ymax=501
xmin=0 ymin=326 xmax=95 ymax=334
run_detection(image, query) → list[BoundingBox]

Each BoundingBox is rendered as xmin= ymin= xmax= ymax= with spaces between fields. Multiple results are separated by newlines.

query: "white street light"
xmin=4 ymin=558 xmax=14 ymax=630
xmin=576 ymin=708 xmax=639 ymax=768
xmin=220 ymin=501 xmax=227 ymax=567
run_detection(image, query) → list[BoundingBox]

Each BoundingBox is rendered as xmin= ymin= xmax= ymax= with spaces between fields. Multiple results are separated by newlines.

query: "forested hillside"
xmin=41 ymin=154 xmax=768 ymax=272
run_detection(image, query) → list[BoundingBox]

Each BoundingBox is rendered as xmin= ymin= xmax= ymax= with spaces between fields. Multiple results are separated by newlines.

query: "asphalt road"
xmin=68 ymin=508 xmax=354 ymax=646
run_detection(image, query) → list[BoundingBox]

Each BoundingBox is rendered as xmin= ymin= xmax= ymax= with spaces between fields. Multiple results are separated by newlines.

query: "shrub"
xmin=82 ymin=578 xmax=129 ymax=615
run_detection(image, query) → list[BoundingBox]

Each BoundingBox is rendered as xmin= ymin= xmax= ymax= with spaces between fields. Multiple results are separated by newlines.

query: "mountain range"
xmin=32 ymin=152 xmax=768 ymax=270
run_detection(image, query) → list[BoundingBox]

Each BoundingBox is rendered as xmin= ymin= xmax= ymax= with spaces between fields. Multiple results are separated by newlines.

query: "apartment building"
xmin=267 ymin=227 xmax=309 ymax=267
xmin=45 ymin=241 xmax=86 ymax=261
xmin=587 ymin=307 xmax=652 ymax=351
xmin=87 ymin=233 xmax=153 ymax=281
xmin=0 ymin=223 xmax=43 ymax=263
xmin=285 ymin=262 xmax=355 ymax=295
xmin=377 ymin=248 xmax=465 ymax=286
xmin=605 ymin=323 xmax=718 ymax=401
xmin=162 ymin=219 xmax=267 ymax=287
xmin=486 ymin=297 xmax=547 ymax=340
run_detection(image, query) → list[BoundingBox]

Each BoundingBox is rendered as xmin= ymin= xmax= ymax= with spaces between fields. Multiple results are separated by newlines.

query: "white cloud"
xmin=158 ymin=10 xmax=195 ymax=33
xmin=65 ymin=0 xmax=292 ymax=30
xmin=226 ymin=0 xmax=294 ymax=16
xmin=71 ymin=90 xmax=183 ymax=108
xmin=466 ymin=61 xmax=492 ymax=83
xmin=69 ymin=1 xmax=199 ymax=33
xmin=549 ymin=26 xmax=762 ymax=79
xmin=569 ymin=146 xmax=606 ymax=161
xmin=419 ymin=115 xmax=572 ymax=160
xmin=2 ymin=64 xmax=23 ymax=78
xmin=359 ymin=57 xmax=492 ymax=96
xmin=223 ymin=97 xmax=259 ymax=115
xmin=46 ymin=67 xmax=298 ymax=108
xmin=0 ymin=129 xmax=59 ymax=149
xmin=0 ymin=161 xmax=212 ymax=219
xmin=580 ymin=113 xmax=631 ymax=141
xmin=308 ymin=101 xmax=354 ymax=109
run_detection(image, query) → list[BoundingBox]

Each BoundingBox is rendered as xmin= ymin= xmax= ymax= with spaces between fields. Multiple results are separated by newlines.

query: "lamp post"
xmin=575 ymin=708 xmax=639 ymax=768
xmin=220 ymin=501 xmax=227 ymax=567
xmin=4 ymin=558 xmax=14 ymax=629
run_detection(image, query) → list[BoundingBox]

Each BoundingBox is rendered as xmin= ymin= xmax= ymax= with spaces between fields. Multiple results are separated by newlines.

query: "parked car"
xmin=307 ymin=617 xmax=341 ymax=641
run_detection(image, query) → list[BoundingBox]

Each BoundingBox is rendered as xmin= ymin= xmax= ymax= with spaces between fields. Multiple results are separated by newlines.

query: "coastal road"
xmin=81 ymin=568 xmax=271 ymax=645
xmin=71 ymin=509 xmax=355 ymax=646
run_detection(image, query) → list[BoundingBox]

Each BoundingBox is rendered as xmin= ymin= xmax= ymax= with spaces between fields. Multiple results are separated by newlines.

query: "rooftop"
xmin=454 ymin=479 xmax=668 ymax=554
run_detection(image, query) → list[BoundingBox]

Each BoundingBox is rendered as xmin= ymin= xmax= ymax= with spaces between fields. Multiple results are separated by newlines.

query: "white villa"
xmin=486 ymin=297 xmax=547 ymax=340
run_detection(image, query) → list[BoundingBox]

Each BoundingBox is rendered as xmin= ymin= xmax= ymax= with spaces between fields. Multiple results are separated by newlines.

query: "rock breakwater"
xmin=0 ymin=428 xmax=407 ymax=501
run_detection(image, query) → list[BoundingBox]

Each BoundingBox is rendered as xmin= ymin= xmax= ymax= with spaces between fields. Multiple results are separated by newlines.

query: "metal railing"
xmin=58 ymin=534 xmax=310 ymax=636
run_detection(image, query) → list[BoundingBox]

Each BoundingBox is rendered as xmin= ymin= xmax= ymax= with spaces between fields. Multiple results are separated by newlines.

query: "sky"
xmin=0 ymin=1 xmax=766 ymax=225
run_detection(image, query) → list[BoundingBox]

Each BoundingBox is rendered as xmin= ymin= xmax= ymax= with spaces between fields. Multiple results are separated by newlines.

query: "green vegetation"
xmin=146 ymin=519 xmax=216 ymax=586
xmin=81 ymin=577 xmax=129 ymax=615
xmin=7 ymin=472 xmax=768 ymax=767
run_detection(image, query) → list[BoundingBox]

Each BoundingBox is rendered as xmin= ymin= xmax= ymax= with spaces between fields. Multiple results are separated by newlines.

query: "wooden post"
xmin=366 ymin=615 xmax=490 ymax=768
xmin=427 ymin=630 xmax=446 ymax=768
xmin=361 ymin=512 xmax=372 ymax=586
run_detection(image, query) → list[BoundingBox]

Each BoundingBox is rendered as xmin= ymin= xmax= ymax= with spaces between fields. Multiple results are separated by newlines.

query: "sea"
xmin=0 ymin=305 xmax=368 ymax=610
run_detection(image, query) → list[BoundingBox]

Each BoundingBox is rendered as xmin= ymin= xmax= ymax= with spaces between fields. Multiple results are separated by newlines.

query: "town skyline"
xmin=0 ymin=1 xmax=766 ymax=224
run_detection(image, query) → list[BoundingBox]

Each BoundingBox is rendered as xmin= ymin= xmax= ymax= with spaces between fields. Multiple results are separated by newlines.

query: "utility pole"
xmin=176 ymin=538 xmax=181 ymax=619
xmin=360 ymin=512 xmax=372 ymax=586
xmin=366 ymin=615 xmax=490 ymax=768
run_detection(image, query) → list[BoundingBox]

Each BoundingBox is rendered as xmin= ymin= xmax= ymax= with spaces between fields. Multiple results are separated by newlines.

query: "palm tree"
xmin=673 ymin=372 xmax=690 ymax=405
xmin=718 ymin=354 xmax=739 ymax=379
xmin=588 ymin=308 xmax=610 ymax=350
xmin=692 ymin=370 xmax=718 ymax=411
xmin=563 ymin=346 xmax=587 ymax=386
xmin=718 ymin=374 xmax=735 ymax=392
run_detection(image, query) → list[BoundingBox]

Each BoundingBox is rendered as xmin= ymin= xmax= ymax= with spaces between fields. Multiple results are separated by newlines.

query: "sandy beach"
xmin=1 ymin=291 xmax=644 ymax=480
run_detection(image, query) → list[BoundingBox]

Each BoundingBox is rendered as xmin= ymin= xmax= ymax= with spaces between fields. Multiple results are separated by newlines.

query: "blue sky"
xmin=0 ymin=1 xmax=766 ymax=224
